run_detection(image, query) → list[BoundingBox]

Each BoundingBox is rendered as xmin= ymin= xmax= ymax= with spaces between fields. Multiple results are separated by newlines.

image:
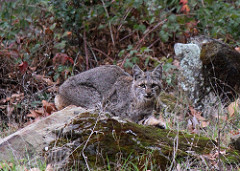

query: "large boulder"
xmin=0 ymin=106 xmax=91 ymax=163
xmin=174 ymin=36 xmax=240 ymax=110
xmin=0 ymin=106 xmax=239 ymax=170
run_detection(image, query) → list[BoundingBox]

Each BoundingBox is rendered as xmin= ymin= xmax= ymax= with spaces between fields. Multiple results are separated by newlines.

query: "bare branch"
xmin=83 ymin=30 xmax=89 ymax=70
xmin=101 ymin=0 xmax=115 ymax=47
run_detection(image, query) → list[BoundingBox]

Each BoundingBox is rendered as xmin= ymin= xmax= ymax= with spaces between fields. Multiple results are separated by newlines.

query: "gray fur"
xmin=55 ymin=65 xmax=162 ymax=123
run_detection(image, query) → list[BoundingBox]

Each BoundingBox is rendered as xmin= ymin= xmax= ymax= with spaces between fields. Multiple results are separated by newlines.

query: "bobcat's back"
xmin=55 ymin=65 xmax=129 ymax=109
xmin=55 ymin=64 xmax=163 ymax=124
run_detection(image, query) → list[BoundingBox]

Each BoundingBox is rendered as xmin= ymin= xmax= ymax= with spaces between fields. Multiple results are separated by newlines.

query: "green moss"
xmin=221 ymin=150 xmax=240 ymax=163
xmin=45 ymin=111 xmax=240 ymax=170
xmin=159 ymin=92 xmax=178 ymax=111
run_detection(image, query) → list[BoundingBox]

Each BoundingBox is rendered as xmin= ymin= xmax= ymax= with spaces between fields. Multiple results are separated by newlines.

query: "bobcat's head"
xmin=132 ymin=64 xmax=162 ymax=103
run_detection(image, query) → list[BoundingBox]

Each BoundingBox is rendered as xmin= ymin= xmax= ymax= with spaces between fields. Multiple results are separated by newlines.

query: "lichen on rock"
xmin=174 ymin=36 xmax=240 ymax=112
xmin=174 ymin=43 xmax=203 ymax=105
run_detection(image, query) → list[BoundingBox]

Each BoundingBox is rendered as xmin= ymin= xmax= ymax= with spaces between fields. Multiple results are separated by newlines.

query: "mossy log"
xmin=45 ymin=110 xmax=240 ymax=170
xmin=0 ymin=106 xmax=239 ymax=170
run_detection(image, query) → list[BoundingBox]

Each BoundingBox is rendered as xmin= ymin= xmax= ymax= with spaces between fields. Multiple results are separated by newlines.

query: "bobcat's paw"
xmin=139 ymin=115 xmax=166 ymax=129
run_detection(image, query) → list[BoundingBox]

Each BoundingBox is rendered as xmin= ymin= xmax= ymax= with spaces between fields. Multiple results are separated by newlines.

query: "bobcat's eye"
xmin=139 ymin=84 xmax=146 ymax=88
xmin=151 ymin=83 xmax=158 ymax=88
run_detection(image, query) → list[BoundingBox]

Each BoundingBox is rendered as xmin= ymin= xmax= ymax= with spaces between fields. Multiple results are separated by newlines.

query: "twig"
xmin=217 ymin=123 xmax=222 ymax=171
xmin=148 ymin=38 xmax=160 ymax=49
xmin=119 ymin=32 xmax=135 ymax=42
xmin=87 ymin=44 xmax=99 ymax=65
xmin=72 ymin=51 xmax=81 ymax=74
xmin=117 ymin=8 xmax=132 ymax=31
xmin=82 ymin=150 xmax=90 ymax=171
xmin=101 ymin=0 xmax=115 ymax=47
xmin=208 ymin=59 xmax=223 ymax=171
xmin=92 ymin=47 xmax=114 ymax=62
xmin=68 ymin=112 xmax=101 ymax=171
xmin=83 ymin=30 xmax=89 ymax=70
xmin=120 ymin=19 xmax=167 ymax=67
xmin=201 ymin=0 xmax=205 ymax=7
xmin=120 ymin=53 xmax=130 ymax=68
xmin=168 ymin=129 xmax=179 ymax=170
xmin=81 ymin=110 xmax=102 ymax=171
xmin=135 ymin=19 xmax=168 ymax=50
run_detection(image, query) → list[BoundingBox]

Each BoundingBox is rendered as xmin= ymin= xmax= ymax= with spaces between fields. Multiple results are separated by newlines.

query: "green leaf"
xmin=127 ymin=45 xmax=133 ymax=50
xmin=140 ymin=47 xmax=152 ymax=53
xmin=54 ymin=41 xmax=66 ymax=50
xmin=133 ymin=24 xmax=146 ymax=32
xmin=31 ymin=44 xmax=41 ymax=53
xmin=130 ymin=50 xmax=137 ymax=56
xmin=144 ymin=56 xmax=150 ymax=66
xmin=53 ymin=73 xmax=60 ymax=82
xmin=98 ymin=24 xmax=106 ymax=29
xmin=131 ymin=56 xmax=139 ymax=64
xmin=50 ymin=23 xmax=57 ymax=30
xmin=168 ymin=14 xmax=176 ymax=22
xmin=118 ymin=50 xmax=125 ymax=57
xmin=159 ymin=30 xmax=169 ymax=42
xmin=124 ymin=58 xmax=134 ymax=68
xmin=57 ymin=65 xmax=67 ymax=72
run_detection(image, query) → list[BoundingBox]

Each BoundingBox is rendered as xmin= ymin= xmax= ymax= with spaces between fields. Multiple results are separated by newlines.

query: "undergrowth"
xmin=0 ymin=0 xmax=240 ymax=170
xmin=1 ymin=0 xmax=240 ymax=128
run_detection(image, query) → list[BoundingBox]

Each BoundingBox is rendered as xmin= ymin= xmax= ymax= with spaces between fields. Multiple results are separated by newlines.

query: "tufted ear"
xmin=152 ymin=64 xmax=162 ymax=80
xmin=132 ymin=65 xmax=143 ymax=80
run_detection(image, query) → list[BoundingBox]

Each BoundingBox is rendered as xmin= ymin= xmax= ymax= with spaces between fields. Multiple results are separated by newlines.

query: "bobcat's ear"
xmin=152 ymin=64 xmax=162 ymax=80
xmin=132 ymin=65 xmax=143 ymax=80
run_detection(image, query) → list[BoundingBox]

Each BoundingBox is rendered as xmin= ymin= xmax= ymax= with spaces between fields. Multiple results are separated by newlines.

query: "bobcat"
xmin=55 ymin=65 xmax=163 ymax=126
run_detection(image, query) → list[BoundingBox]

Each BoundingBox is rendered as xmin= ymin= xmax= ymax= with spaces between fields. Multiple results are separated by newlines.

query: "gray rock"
xmin=0 ymin=106 xmax=93 ymax=163
xmin=174 ymin=36 xmax=240 ymax=113
xmin=174 ymin=43 xmax=203 ymax=105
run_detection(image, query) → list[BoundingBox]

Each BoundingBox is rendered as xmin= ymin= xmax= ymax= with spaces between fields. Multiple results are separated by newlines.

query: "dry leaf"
xmin=27 ymin=109 xmax=43 ymax=119
xmin=42 ymin=100 xmax=57 ymax=114
xmin=187 ymin=118 xmax=194 ymax=131
xmin=192 ymin=116 xmax=199 ymax=127
xmin=188 ymin=106 xmax=209 ymax=128
xmin=189 ymin=106 xmax=206 ymax=121
xmin=235 ymin=47 xmax=240 ymax=53
xmin=29 ymin=66 xmax=37 ymax=71
xmin=33 ymin=74 xmax=56 ymax=86
xmin=27 ymin=100 xmax=56 ymax=121
xmin=3 ymin=93 xmax=24 ymax=104
xmin=53 ymin=53 xmax=74 ymax=65
xmin=45 ymin=164 xmax=54 ymax=171
xmin=10 ymin=93 xmax=24 ymax=103
xmin=45 ymin=27 xmax=53 ymax=35
xmin=230 ymin=129 xmax=240 ymax=136
xmin=19 ymin=61 xmax=28 ymax=74
xmin=228 ymin=98 xmax=239 ymax=118
xmin=47 ymin=85 xmax=59 ymax=93
xmin=180 ymin=4 xmax=190 ymax=14
xmin=66 ymin=31 xmax=72 ymax=37
xmin=7 ymin=105 xmax=14 ymax=116
xmin=0 ymin=98 xmax=7 ymax=103
xmin=180 ymin=0 xmax=188 ymax=5
xmin=201 ymin=121 xmax=209 ymax=128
